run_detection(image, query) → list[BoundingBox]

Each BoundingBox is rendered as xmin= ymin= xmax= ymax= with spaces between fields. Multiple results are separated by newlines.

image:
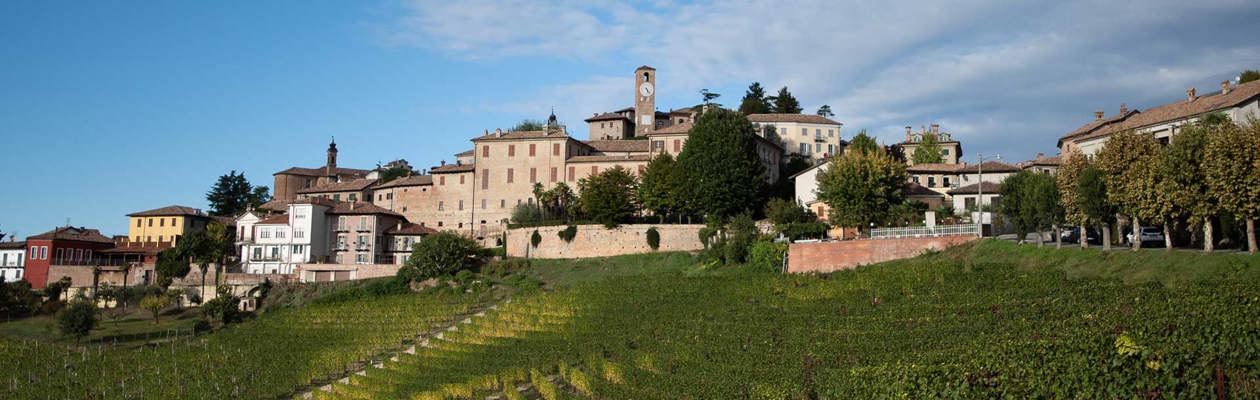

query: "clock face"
xmin=639 ymin=82 xmax=654 ymax=97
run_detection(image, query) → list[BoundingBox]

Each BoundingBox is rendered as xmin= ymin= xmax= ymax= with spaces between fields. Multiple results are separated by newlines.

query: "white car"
xmin=1133 ymin=226 xmax=1164 ymax=247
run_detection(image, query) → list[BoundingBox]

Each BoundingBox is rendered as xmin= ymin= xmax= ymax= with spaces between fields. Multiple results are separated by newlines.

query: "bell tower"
xmin=325 ymin=138 xmax=338 ymax=182
xmin=634 ymin=65 xmax=656 ymax=137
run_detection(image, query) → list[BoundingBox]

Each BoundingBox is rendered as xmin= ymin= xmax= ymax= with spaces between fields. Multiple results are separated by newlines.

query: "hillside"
xmin=319 ymin=240 xmax=1260 ymax=399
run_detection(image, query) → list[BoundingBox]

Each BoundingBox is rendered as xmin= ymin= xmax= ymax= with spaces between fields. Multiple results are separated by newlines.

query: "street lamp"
xmin=975 ymin=153 xmax=1000 ymax=235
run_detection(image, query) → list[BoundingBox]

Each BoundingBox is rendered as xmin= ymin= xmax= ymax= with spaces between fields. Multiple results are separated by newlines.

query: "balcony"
xmin=814 ymin=134 xmax=827 ymax=142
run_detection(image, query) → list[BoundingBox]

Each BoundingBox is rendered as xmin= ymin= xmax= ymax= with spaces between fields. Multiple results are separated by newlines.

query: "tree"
xmin=764 ymin=198 xmax=814 ymax=225
xmin=999 ymin=172 xmax=1036 ymax=243
xmin=1077 ymin=165 xmax=1115 ymax=250
xmin=815 ymin=150 xmax=908 ymax=235
xmin=639 ymin=154 xmax=687 ymax=222
xmin=206 ymin=171 xmax=256 ymax=216
xmin=249 ymin=186 xmax=271 ymax=210
xmin=723 ymin=213 xmax=758 ymax=265
xmin=511 ymin=203 xmax=545 ymax=225
xmin=1241 ymin=70 xmax=1260 ymax=84
xmin=1096 ymin=130 xmax=1163 ymax=251
xmin=848 ymin=130 xmax=880 ymax=156
xmin=1204 ymin=118 xmax=1260 ymax=253
xmin=579 ymin=166 xmax=639 ymax=228
xmin=512 ymin=119 xmax=545 ymax=132
xmin=56 ymin=297 xmax=97 ymax=342
xmin=1162 ymin=119 xmax=1219 ymax=251
xmin=769 ymin=87 xmax=802 ymax=114
xmin=376 ymin=161 xmax=418 ymax=183
xmin=700 ymin=89 xmax=721 ymax=105
xmin=1056 ymin=150 xmax=1090 ymax=249
xmin=816 ymin=105 xmax=834 ymax=117
xmin=1028 ymin=172 xmax=1064 ymax=248
xmin=154 ymin=248 xmax=190 ymax=288
xmin=676 ymin=108 xmax=767 ymax=220
xmin=139 ymin=294 xmax=170 ymax=324
xmin=200 ymin=285 xmax=241 ymax=325
xmin=738 ymin=82 xmax=771 ymax=115
xmin=401 ymin=232 xmax=482 ymax=281
xmin=911 ymin=132 xmax=945 ymax=164
xmin=203 ymin=222 xmax=234 ymax=290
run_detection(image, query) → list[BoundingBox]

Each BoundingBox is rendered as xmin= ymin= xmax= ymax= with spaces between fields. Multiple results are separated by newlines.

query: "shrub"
xmin=646 ymin=227 xmax=660 ymax=250
xmin=482 ymin=259 xmax=531 ymax=278
xmin=511 ymin=203 xmax=545 ymax=224
xmin=56 ymin=297 xmax=97 ymax=342
xmin=402 ymin=231 xmax=483 ymax=281
xmin=723 ymin=213 xmax=758 ymax=265
xmin=747 ymin=241 xmax=787 ymax=272
xmin=531 ymin=230 xmax=542 ymax=248
xmin=192 ymin=318 xmax=212 ymax=335
xmin=558 ymin=225 xmax=578 ymax=243
xmin=765 ymin=198 xmax=817 ymax=225
xmin=201 ymin=285 xmax=242 ymax=325
xmin=139 ymin=294 xmax=171 ymax=324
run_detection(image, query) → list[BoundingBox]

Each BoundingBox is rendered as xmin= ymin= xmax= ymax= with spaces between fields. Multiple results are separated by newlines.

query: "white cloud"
xmin=386 ymin=0 xmax=1260 ymax=161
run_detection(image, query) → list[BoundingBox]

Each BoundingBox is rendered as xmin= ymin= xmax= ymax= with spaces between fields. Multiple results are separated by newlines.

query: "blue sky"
xmin=2 ymin=0 xmax=1259 ymax=239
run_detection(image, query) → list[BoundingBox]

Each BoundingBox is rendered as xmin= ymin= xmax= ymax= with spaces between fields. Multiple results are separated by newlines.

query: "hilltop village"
xmin=3 ymin=65 xmax=1260 ymax=294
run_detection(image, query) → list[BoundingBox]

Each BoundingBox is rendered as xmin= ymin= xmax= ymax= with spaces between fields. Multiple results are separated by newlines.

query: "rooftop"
xmin=1060 ymin=79 xmax=1260 ymax=146
xmin=127 ymin=205 xmax=208 ymax=218
xmin=385 ymin=222 xmax=437 ymax=236
xmin=256 ymin=214 xmax=290 ymax=225
xmin=583 ymin=140 xmax=650 ymax=153
xmin=746 ymin=113 xmax=842 ymax=125
xmin=955 ymin=161 xmax=1020 ymax=174
xmin=566 ymin=154 xmax=653 ymax=163
xmin=374 ymin=175 xmax=433 ymax=189
xmin=906 ymin=163 xmax=963 ymax=173
xmin=947 ymin=181 xmax=1002 ymax=195
xmin=328 ymin=201 xmax=402 ymax=217
xmin=274 ymin=166 xmax=371 ymax=177
xmin=28 ymin=226 xmax=114 ymax=244
xmin=295 ymin=178 xmax=377 ymax=194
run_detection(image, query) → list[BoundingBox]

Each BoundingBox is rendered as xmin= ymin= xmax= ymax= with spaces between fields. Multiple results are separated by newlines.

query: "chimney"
xmin=1094 ymin=110 xmax=1104 ymax=120
xmin=1036 ymin=152 xmax=1045 ymax=159
xmin=1221 ymin=80 xmax=1231 ymax=95
xmin=1119 ymin=103 xmax=1127 ymax=115
xmin=930 ymin=123 xmax=940 ymax=134
xmin=397 ymin=220 xmax=403 ymax=231
xmin=1187 ymin=87 xmax=1197 ymax=102
xmin=904 ymin=126 xmax=912 ymax=140
xmin=440 ymin=160 xmax=446 ymax=166
xmin=495 ymin=128 xmax=503 ymax=138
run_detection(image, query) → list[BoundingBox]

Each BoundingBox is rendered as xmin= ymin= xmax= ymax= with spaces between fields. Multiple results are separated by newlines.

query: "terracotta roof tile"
xmin=28 ymin=227 xmax=114 ymax=244
xmin=948 ymin=181 xmax=1002 ymax=195
xmin=955 ymin=161 xmax=1020 ymax=174
xmin=430 ymin=164 xmax=475 ymax=173
xmin=1062 ymin=80 xmax=1260 ymax=145
xmin=374 ymin=175 xmax=433 ymax=189
xmin=905 ymin=183 xmax=944 ymax=197
xmin=566 ymin=154 xmax=653 ymax=163
xmin=257 ymin=214 xmax=290 ymax=225
xmin=906 ymin=163 xmax=964 ymax=173
xmin=583 ymin=140 xmax=650 ymax=153
xmin=646 ymin=123 xmax=693 ymax=135
xmin=258 ymin=199 xmax=292 ymax=212
xmin=328 ymin=202 xmax=402 ymax=216
xmin=274 ymin=166 xmax=371 ymax=177
xmin=0 ymin=241 xmax=25 ymax=250
xmin=471 ymin=130 xmax=567 ymax=141
xmin=747 ymin=113 xmax=842 ymax=125
xmin=584 ymin=112 xmax=631 ymax=122
xmin=127 ymin=205 xmax=208 ymax=217
xmin=454 ymin=149 xmax=474 ymax=157
xmin=295 ymin=179 xmax=377 ymax=194
xmin=385 ymin=222 xmax=437 ymax=236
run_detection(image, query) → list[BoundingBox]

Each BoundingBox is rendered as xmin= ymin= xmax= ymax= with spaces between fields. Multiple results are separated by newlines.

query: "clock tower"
xmin=634 ymin=65 xmax=656 ymax=137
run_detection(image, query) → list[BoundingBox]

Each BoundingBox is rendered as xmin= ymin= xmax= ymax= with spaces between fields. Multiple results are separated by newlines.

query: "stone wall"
xmin=506 ymin=224 xmax=704 ymax=259
xmin=787 ymin=236 xmax=977 ymax=273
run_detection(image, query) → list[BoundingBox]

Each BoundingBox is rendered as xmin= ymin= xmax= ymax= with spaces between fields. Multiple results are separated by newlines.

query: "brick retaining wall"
xmin=787 ymin=236 xmax=977 ymax=273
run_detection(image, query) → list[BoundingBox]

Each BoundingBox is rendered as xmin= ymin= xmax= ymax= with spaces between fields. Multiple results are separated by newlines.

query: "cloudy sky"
xmin=1 ymin=0 xmax=1258 ymax=237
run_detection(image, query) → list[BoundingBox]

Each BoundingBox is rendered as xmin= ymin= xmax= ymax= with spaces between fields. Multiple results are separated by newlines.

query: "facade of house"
xmin=897 ymin=124 xmax=963 ymax=166
xmin=329 ymin=202 xmax=404 ymax=265
xmin=0 ymin=241 xmax=25 ymax=282
xmin=384 ymin=222 xmax=436 ymax=265
xmin=125 ymin=205 xmax=214 ymax=246
xmin=239 ymin=199 xmax=334 ymax=274
xmin=1018 ymin=153 xmax=1062 ymax=174
xmin=1059 ymin=79 xmax=1260 ymax=157
xmin=23 ymin=226 xmax=116 ymax=288
xmin=748 ymin=114 xmax=844 ymax=161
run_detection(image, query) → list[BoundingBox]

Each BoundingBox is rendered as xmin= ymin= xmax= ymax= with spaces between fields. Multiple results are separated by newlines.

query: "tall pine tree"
xmin=738 ymin=82 xmax=771 ymax=115
xmin=770 ymin=87 xmax=802 ymax=114
xmin=206 ymin=171 xmax=255 ymax=216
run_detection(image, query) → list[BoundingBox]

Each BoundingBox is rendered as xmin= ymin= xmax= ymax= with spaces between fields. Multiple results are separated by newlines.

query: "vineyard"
xmin=316 ymin=241 xmax=1260 ymax=399
xmin=0 ymin=290 xmax=487 ymax=399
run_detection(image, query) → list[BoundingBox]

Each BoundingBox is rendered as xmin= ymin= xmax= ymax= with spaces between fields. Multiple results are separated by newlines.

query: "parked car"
xmin=1137 ymin=226 xmax=1164 ymax=247
xmin=1061 ymin=226 xmax=1101 ymax=244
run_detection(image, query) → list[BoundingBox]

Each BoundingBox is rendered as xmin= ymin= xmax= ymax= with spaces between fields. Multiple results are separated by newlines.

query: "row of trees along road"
xmin=1041 ymin=114 xmax=1260 ymax=253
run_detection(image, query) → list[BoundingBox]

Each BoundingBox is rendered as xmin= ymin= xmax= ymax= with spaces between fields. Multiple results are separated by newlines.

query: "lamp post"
xmin=975 ymin=153 xmax=1000 ymax=236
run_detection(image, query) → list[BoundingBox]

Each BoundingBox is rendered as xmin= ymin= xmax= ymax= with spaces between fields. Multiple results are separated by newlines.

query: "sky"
xmin=2 ymin=0 xmax=1259 ymax=239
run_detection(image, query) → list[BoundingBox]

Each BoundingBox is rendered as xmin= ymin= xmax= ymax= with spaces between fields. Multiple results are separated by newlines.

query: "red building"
xmin=23 ymin=226 xmax=115 ymax=289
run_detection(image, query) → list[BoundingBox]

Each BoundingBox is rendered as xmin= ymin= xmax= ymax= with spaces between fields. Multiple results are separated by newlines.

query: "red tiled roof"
xmin=905 ymin=183 xmax=944 ymax=198
xmin=948 ymin=181 xmax=1002 ymax=195
xmin=374 ymin=175 xmax=433 ymax=189
xmin=385 ymin=222 xmax=437 ymax=236
xmin=1020 ymin=154 xmax=1062 ymax=168
xmin=955 ymin=161 xmax=1020 ymax=174
xmin=274 ymin=166 xmax=371 ymax=177
xmin=583 ymin=140 xmax=650 ymax=153
xmin=471 ymin=130 xmax=568 ymax=141
xmin=584 ymin=112 xmax=631 ymax=122
xmin=0 ymin=241 xmax=26 ymax=250
xmin=295 ymin=179 xmax=377 ymax=194
xmin=257 ymin=199 xmax=292 ymax=212
xmin=646 ymin=123 xmax=693 ymax=135
xmin=907 ymin=163 xmax=963 ymax=173
xmin=454 ymin=149 xmax=474 ymax=157
xmin=566 ymin=154 xmax=653 ymax=163
xmin=328 ymin=202 xmax=402 ymax=216
xmin=257 ymin=214 xmax=290 ymax=225
xmin=747 ymin=113 xmax=842 ymax=125
xmin=28 ymin=227 xmax=114 ymax=244
xmin=1061 ymin=80 xmax=1260 ymax=145
xmin=430 ymin=164 xmax=475 ymax=174
xmin=127 ymin=205 xmax=207 ymax=217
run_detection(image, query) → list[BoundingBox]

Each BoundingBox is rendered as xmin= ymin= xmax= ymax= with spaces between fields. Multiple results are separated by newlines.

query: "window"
xmin=276 ymin=229 xmax=286 ymax=239
xmin=591 ymin=166 xmax=598 ymax=175
xmin=829 ymin=129 xmax=835 ymax=137
xmin=529 ymin=143 xmax=536 ymax=156
xmin=294 ymin=228 xmax=305 ymax=239
xmin=553 ymin=143 xmax=561 ymax=156
xmin=965 ymin=197 xmax=977 ymax=211
xmin=438 ymin=201 xmax=444 ymax=211
xmin=358 ymin=216 xmax=368 ymax=230
xmin=508 ymin=144 xmax=515 ymax=157
xmin=943 ymin=177 xmax=951 ymax=187
xmin=335 ymin=254 xmax=343 ymax=264
xmin=673 ymin=140 xmax=681 ymax=152
xmin=550 ymin=167 xmax=558 ymax=182
xmin=482 ymin=145 xmax=490 ymax=158
xmin=269 ymin=246 xmax=280 ymax=259
xmin=378 ymin=194 xmax=383 ymax=201
xmin=460 ymin=175 xmax=465 ymax=184
xmin=440 ymin=176 xmax=446 ymax=185
xmin=349 ymin=193 xmax=357 ymax=201
xmin=85 ymin=250 xmax=91 ymax=260
xmin=357 ymin=234 xmax=368 ymax=247
xmin=252 ymin=247 xmax=262 ymax=260
xmin=338 ymin=216 xmax=347 ymax=230
xmin=29 ymin=246 xmax=36 ymax=260
xmin=507 ymin=168 xmax=514 ymax=183
xmin=927 ymin=177 xmax=936 ymax=187
xmin=171 ymin=218 xmax=177 ymax=226
xmin=653 ymin=140 xmax=664 ymax=151
xmin=828 ymin=144 xmax=835 ymax=154
xmin=458 ymin=200 xmax=464 ymax=210
xmin=148 ymin=218 xmax=153 ymax=227
xmin=801 ymin=128 xmax=808 ymax=136
xmin=292 ymin=245 xmax=304 ymax=254
xmin=568 ymin=166 xmax=576 ymax=181
xmin=260 ymin=228 xmax=271 ymax=239
xmin=942 ymin=149 xmax=950 ymax=156
xmin=337 ymin=235 xmax=347 ymax=249
xmin=500 ymin=199 xmax=506 ymax=208
xmin=799 ymin=143 xmax=808 ymax=154
xmin=333 ymin=194 xmax=341 ymax=201
xmin=913 ymin=176 xmax=920 ymax=184
xmin=136 ymin=219 xmax=141 ymax=227
xmin=816 ymin=129 xmax=821 ymax=136
xmin=816 ymin=143 xmax=822 ymax=153
xmin=56 ymin=248 xmax=64 ymax=262
xmin=481 ymin=169 xmax=489 ymax=189
xmin=437 ymin=221 xmax=443 ymax=227
xmin=356 ymin=254 xmax=367 ymax=264
xmin=779 ymin=128 xmax=786 ymax=135
xmin=529 ymin=167 xmax=537 ymax=183
xmin=481 ymin=199 xmax=487 ymax=209
xmin=40 ymin=246 xmax=47 ymax=260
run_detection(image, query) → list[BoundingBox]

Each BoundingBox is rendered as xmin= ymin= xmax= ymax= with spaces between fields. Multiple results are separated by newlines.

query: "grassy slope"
xmin=522 ymin=251 xmax=709 ymax=288
xmin=0 ymin=307 xmax=203 ymax=347
xmin=323 ymin=240 xmax=1260 ymax=399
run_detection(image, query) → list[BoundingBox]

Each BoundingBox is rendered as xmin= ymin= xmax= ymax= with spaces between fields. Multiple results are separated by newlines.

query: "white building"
xmin=1060 ymin=79 xmax=1260 ymax=157
xmin=748 ymin=114 xmax=844 ymax=161
xmin=238 ymin=199 xmax=332 ymax=275
xmin=0 ymin=241 xmax=24 ymax=282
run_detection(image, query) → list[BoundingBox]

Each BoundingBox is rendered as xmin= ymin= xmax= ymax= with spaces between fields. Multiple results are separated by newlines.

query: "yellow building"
xmin=126 ymin=205 xmax=214 ymax=246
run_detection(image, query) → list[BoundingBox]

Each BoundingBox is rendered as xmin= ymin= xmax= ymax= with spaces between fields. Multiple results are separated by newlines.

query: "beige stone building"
xmin=748 ymin=114 xmax=844 ymax=161
xmin=897 ymin=124 xmax=963 ymax=166
xmin=271 ymin=141 xmax=371 ymax=202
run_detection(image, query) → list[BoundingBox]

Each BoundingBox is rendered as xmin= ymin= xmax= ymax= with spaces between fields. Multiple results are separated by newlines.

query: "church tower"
xmin=325 ymin=139 xmax=338 ymax=182
xmin=634 ymin=65 xmax=656 ymax=137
